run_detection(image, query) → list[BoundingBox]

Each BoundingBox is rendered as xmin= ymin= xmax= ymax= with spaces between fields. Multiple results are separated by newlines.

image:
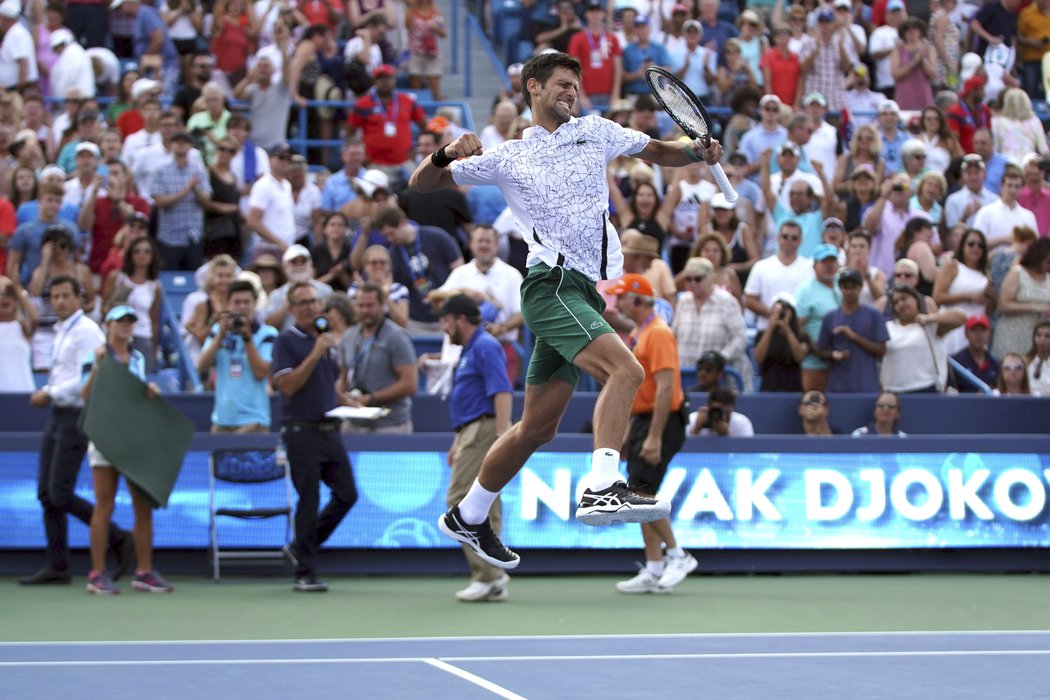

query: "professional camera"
xmin=703 ymin=406 xmax=725 ymax=428
xmin=229 ymin=313 xmax=248 ymax=334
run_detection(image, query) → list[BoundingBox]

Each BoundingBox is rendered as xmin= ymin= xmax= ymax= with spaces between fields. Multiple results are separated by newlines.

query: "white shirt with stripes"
xmin=450 ymin=115 xmax=651 ymax=282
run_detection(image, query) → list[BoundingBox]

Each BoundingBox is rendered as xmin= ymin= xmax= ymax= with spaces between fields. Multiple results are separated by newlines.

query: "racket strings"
xmin=652 ymin=80 xmax=710 ymax=139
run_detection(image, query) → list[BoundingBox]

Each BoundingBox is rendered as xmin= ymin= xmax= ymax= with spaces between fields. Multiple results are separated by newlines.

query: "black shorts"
xmin=625 ymin=405 xmax=688 ymax=495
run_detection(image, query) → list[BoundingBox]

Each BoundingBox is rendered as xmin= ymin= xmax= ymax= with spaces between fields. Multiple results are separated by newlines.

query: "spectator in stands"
xmin=994 ymin=238 xmax=1050 ymax=358
xmin=759 ymin=24 xmax=799 ymax=110
xmin=874 ymin=100 xmax=907 ymax=175
xmin=611 ymin=178 xmax=668 ymax=246
xmin=57 ymin=113 xmax=101 ymax=176
xmin=0 ymin=276 xmax=35 ymax=391
xmin=0 ymin=0 xmax=39 ymax=93
xmin=312 ymin=213 xmax=354 ymax=292
xmin=105 ymin=71 xmax=139 ymax=124
xmin=971 ymin=128 xmax=1008 ymax=197
xmin=895 ymin=217 xmax=939 ymax=298
xmin=247 ymin=142 xmax=296 ymax=253
xmin=1025 ymin=322 xmax=1050 ymax=396
xmin=754 ymin=291 xmax=807 ymax=392
xmin=350 ymin=244 xmax=409 ymax=327
xmin=79 ymin=305 xmax=169 ymax=595
xmin=119 ymin=99 xmax=162 ymax=173
xmin=799 ymin=9 xmax=851 ymax=112
xmin=890 ymin=17 xmax=936 ymax=111
xmin=762 ymin=149 xmax=835 ymax=258
xmin=945 ymin=154 xmax=996 ymax=234
xmin=862 ymin=172 xmax=913 ymax=277
xmin=337 ymin=282 xmax=418 ymax=433
xmin=843 ymin=66 xmax=883 ymax=130
xmin=286 ymin=155 xmax=321 ymax=247
xmin=672 ymin=256 xmax=751 ymax=389
xmin=210 ymin=0 xmax=257 ymax=87
xmin=875 ymin=258 xmax=940 ymax=317
xmin=7 ymin=185 xmax=80 ymax=287
xmin=882 ymin=284 xmax=966 ymax=393
xmin=738 ymin=94 xmax=786 ymax=179
xmin=265 ymin=244 xmax=333 ymax=331
xmin=374 ymin=205 xmax=463 ymax=335
xmin=768 ymin=138 xmax=823 ymax=212
xmin=619 ymin=230 xmax=676 ymax=308
xmin=845 ymin=230 xmax=885 ymax=308
xmin=184 ymin=253 xmax=237 ymax=363
xmin=817 ymin=267 xmax=888 ymax=392
xmin=695 ymin=193 xmax=758 ymax=292
xmin=186 ymin=82 xmax=232 ymax=165
xmin=745 ymin=220 xmax=814 ymax=330
xmin=793 ymin=243 xmax=841 ymax=392
xmin=535 ymin=0 xmax=582 ymax=54
xmin=833 ymin=129 xmax=883 ymax=203
xmin=946 ymin=78 xmax=991 ymax=157
xmin=247 ymin=251 xmax=285 ymax=299
xmin=996 ymin=352 xmax=1034 ymax=395
xmin=992 ymin=90 xmax=1048 ymax=168
xmin=7 ymin=164 xmax=35 ymax=224
xmin=198 ymin=279 xmax=276 ymax=430
xmin=132 ymin=111 xmax=202 ymax=201
xmin=49 ymin=29 xmax=94 ymax=100
xmin=622 ymin=16 xmax=672 ymax=98
xmin=973 ymin=166 xmax=1036 ymax=250
xmin=479 ymin=101 xmax=518 ymax=152
xmin=202 ymin=135 xmax=244 ymax=259
xmin=342 ymin=13 xmax=388 ymax=92
xmin=688 ymin=387 xmax=754 ymax=436
xmin=224 ymin=113 xmax=268 ymax=211
xmin=951 ymin=314 xmax=1000 ymax=392
xmin=271 ymin=280 xmax=358 ymax=593
xmin=801 ymin=93 xmax=837 ymax=178
xmin=112 ymin=0 xmax=180 ymax=100
xmin=933 ymin=229 xmax=996 ymax=355
xmin=98 ymin=212 xmax=149 ymax=285
xmin=78 ymin=160 xmax=150 ymax=276
xmin=851 ymin=391 xmax=907 ymax=436
xmin=322 ymin=293 xmax=354 ymax=342
xmin=349 ymin=64 xmax=428 ymax=182
xmin=342 ymin=171 xmax=395 ymax=260
xmin=99 ymin=234 xmax=161 ymax=370
xmin=688 ymin=350 xmax=724 ymax=392
xmin=1018 ymin=154 xmax=1050 ymax=238
xmin=173 ymin=51 xmax=215 ymax=121
xmin=567 ymin=0 xmax=623 ymax=111
xmin=233 ymin=41 xmax=296 ymax=152
xmin=321 ymin=138 xmax=366 ymax=213
xmin=151 ymin=130 xmax=212 ymax=270
xmin=798 ymin=390 xmax=837 ymax=435
xmin=405 ymin=0 xmax=447 ymax=101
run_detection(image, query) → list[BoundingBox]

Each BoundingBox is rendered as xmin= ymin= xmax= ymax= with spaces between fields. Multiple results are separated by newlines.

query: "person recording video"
xmin=271 ymin=280 xmax=358 ymax=593
xmin=687 ymin=387 xmax=754 ymax=437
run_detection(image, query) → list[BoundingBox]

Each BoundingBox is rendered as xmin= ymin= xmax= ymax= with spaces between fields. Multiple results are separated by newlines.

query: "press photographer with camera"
xmin=687 ymin=387 xmax=754 ymax=437
xmin=197 ymin=280 xmax=277 ymax=433
xmin=271 ymin=280 xmax=358 ymax=592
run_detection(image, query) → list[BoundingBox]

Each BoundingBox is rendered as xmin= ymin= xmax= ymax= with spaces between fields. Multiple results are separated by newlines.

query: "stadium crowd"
xmin=0 ymin=0 xmax=1048 ymax=405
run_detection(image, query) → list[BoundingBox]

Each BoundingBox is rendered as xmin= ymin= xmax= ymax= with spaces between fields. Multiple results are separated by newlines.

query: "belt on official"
xmin=284 ymin=420 xmax=341 ymax=433
xmin=453 ymin=414 xmax=495 ymax=433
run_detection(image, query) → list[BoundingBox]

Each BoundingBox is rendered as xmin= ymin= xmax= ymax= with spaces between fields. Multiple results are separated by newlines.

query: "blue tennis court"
xmin=3 ymin=631 xmax=1048 ymax=698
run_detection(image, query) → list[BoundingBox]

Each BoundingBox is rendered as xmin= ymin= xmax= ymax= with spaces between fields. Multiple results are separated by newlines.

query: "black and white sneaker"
xmin=576 ymin=480 xmax=671 ymax=526
xmin=438 ymin=506 xmax=520 ymax=569
xmin=292 ymin=575 xmax=329 ymax=592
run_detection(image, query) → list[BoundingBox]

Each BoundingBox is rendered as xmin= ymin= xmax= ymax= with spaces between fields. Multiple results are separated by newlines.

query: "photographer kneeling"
xmin=687 ymin=388 xmax=754 ymax=437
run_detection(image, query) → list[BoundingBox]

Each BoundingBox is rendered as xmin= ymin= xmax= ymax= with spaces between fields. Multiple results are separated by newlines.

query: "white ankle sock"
xmin=646 ymin=560 xmax=665 ymax=576
xmin=458 ymin=479 xmax=499 ymax=525
xmin=586 ymin=448 xmax=622 ymax=491
xmin=667 ymin=547 xmax=685 ymax=559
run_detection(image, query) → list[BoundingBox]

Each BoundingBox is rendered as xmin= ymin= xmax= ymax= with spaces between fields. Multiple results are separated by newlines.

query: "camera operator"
xmin=687 ymin=388 xmax=754 ymax=437
xmin=197 ymin=280 xmax=277 ymax=433
xmin=271 ymin=281 xmax=358 ymax=592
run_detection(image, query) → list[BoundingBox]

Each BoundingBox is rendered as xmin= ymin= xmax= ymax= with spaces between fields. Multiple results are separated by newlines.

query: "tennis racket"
xmin=644 ymin=66 xmax=738 ymax=203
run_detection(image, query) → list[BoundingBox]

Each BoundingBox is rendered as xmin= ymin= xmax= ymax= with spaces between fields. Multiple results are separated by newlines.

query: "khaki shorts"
xmin=520 ymin=263 xmax=614 ymax=386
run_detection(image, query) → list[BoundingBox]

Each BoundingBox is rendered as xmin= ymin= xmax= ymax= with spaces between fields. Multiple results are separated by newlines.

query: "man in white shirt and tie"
xmin=19 ymin=275 xmax=133 ymax=585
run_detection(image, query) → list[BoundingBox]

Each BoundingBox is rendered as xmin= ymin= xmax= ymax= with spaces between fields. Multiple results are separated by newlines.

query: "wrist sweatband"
xmin=430 ymin=145 xmax=454 ymax=168
xmin=685 ymin=145 xmax=702 ymax=163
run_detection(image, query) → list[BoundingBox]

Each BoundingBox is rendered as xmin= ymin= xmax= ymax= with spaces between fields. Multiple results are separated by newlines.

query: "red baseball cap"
xmin=965 ymin=314 xmax=990 ymax=330
xmin=607 ymin=273 xmax=654 ymax=297
xmin=373 ymin=64 xmax=397 ymax=79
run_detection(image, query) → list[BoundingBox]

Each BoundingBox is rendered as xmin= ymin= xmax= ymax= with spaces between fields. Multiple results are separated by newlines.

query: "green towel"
xmin=80 ymin=356 xmax=194 ymax=508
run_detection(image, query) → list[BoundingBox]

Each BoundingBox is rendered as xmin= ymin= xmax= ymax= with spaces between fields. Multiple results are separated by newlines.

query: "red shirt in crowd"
xmin=946 ymin=101 xmax=992 ymax=154
xmin=348 ymin=90 xmax=427 ymax=165
xmin=0 ymin=198 xmax=15 ymax=273
xmin=87 ymin=193 xmax=150 ymax=273
xmin=760 ymin=47 xmax=801 ymax=107
xmin=116 ymin=108 xmax=144 ymax=138
xmin=567 ymin=30 xmax=622 ymax=98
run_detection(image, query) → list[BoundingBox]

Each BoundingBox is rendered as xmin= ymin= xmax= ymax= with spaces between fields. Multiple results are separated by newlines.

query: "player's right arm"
xmin=409 ymin=133 xmax=485 ymax=192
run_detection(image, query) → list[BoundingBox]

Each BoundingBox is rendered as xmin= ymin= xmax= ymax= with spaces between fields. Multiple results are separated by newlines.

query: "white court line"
xmin=3 ymin=649 xmax=1050 ymax=668
xmin=2 ymin=630 xmax=1049 ymax=646
xmin=423 ymin=658 xmax=527 ymax=700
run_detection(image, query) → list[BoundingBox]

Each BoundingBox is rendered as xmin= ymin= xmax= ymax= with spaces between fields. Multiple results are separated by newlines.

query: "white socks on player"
xmin=458 ymin=479 xmax=499 ymax=525
xmin=586 ymin=448 xmax=623 ymax=491
xmin=646 ymin=560 xmax=665 ymax=576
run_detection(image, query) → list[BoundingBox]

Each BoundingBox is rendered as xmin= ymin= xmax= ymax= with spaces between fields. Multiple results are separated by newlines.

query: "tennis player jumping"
xmin=409 ymin=51 xmax=723 ymax=569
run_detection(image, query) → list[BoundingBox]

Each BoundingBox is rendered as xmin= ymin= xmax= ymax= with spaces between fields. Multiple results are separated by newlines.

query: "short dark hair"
xmin=708 ymin=387 xmax=737 ymax=407
xmin=323 ymin=293 xmax=354 ymax=325
xmin=356 ymin=281 xmax=387 ymax=304
xmin=227 ymin=113 xmax=252 ymax=131
xmin=302 ymin=23 xmax=330 ymax=41
xmin=49 ymin=274 xmax=81 ymax=297
xmin=848 ymin=229 xmax=872 ymax=246
xmin=228 ymin=279 xmax=257 ymax=300
xmin=520 ymin=52 xmax=581 ymax=108
xmin=287 ymin=280 xmax=316 ymax=305
xmin=372 ymin=206 xmax=407 ymax=231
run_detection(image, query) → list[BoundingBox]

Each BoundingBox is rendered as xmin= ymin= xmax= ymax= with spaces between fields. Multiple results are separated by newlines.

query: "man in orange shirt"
xmin=607 ymin=273 xmax=696 ymax=595
xmin=1017 ymin=0 xmax=1050 ymax=101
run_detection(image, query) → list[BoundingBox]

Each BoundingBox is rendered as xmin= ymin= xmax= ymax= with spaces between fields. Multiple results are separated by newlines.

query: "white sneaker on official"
xmin=455 ymin=573 xmax=510 ymax=602
xmin=658 ymin=553 xmax=698 ymax=589
xmin=615 ymin=568 xmax=670 ymax=594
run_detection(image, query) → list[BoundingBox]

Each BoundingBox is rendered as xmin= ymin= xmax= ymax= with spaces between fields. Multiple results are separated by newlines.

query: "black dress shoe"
xmin=111 ymin=536 xmax=135 ymax=581
xmin=18 ymin=567 xmax=72 ymax=585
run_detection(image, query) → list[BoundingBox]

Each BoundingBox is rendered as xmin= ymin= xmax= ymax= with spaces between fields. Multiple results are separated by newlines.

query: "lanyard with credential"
xmin=370 ymin=88 xmax=399 ymax=137
xmin=629 ymin=313 xmax=655 ymax=350
xmin=399 ymin=235 xmax=432 ymax=296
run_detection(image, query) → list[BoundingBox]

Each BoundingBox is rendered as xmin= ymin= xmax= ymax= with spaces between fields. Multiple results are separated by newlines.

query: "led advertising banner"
xmin=1 ymin=449 xmax=1048 ymax=550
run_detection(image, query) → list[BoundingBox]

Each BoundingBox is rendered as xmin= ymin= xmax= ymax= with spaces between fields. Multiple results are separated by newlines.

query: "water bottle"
xmin=275 ymin=439 xmax=288 ymax=469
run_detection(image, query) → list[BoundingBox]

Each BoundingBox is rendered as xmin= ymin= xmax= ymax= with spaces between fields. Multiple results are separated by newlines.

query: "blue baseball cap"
xmin=812 ymin=243 xmax=840 ymax=261
xmin=105 ymin=305 xmax=138 ymax=323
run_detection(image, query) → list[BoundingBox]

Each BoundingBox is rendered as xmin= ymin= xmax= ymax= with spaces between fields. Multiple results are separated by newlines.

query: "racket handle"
xmin=710 ymin=163 xmax=738 ymax=203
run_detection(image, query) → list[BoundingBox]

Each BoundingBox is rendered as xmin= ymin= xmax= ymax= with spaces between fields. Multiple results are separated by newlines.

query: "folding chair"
xmin=208 ymin=448 xmax=295 ymax=581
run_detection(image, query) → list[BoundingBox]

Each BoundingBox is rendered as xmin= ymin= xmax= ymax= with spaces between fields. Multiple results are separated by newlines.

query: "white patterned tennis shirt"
xmin=450 ymin=115 xmax=651 ymax=281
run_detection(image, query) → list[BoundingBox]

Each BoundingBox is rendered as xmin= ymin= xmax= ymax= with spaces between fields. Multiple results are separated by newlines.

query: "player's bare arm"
xmin=409 ymin=133 xmax=484 ymax=192
xmin=636 ymin=137 xmax=723 ymax=168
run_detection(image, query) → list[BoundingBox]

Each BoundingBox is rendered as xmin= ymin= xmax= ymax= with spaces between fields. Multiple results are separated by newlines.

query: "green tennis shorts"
xmin=520 ymin=263 xmax=615 ymax=386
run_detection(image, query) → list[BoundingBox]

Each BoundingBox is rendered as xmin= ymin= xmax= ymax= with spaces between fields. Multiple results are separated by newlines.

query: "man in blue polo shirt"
xmin=197 ymin=280 xmax=277 ymax=432
xmin=794 ymin=243 xmax=841 ymax=392
xmin=817 ymin=267 xmax=888 ymax=392
xmin=440 ymin=294 xmax=512 ymax=602
xmin=271 ymin=281 xmax=358 ymax=593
